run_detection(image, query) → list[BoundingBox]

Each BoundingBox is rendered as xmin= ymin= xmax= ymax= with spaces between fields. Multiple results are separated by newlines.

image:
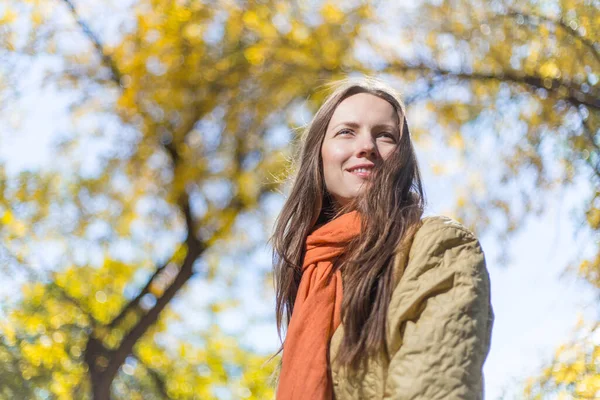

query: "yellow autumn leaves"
xmin=525 ymin=321 xmax=600 ymax=399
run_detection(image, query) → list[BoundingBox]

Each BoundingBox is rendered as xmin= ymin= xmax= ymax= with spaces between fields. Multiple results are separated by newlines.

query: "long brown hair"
xmin=269 ymin=76 xmax=426 ymax=371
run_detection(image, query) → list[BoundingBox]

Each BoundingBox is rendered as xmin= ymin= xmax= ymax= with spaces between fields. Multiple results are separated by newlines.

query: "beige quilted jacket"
xmin=329 ymin=215 xmax=494 ymax=399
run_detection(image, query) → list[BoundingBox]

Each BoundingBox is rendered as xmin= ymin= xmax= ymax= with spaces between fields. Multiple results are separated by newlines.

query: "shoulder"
xmin=409 ymin=214 xmax=480 ymax=256
xmin=398 ymin=214 xmax=487 ymax=284
xmin=390 ymin=214 xmax=486 ymax=287
xmin=417 ymin=214 xmax=477 ymax=239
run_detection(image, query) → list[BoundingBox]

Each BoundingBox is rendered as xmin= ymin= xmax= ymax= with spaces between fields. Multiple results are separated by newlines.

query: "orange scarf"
xmin=276 ymin=210 xmax=361 ymax=400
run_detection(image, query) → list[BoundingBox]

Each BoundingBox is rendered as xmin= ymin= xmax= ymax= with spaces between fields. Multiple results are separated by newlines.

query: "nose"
xmin=356 ymin=134 xmax=378 ymax=158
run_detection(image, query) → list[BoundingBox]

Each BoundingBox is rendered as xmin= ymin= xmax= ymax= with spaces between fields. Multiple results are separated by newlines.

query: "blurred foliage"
xmin=0 ymin=0 xmax=373 ymax=398
xmin=0 ymin=261 xmax=278 ymax=399
xmin=523 ymin=319 xmax=600 ymax=399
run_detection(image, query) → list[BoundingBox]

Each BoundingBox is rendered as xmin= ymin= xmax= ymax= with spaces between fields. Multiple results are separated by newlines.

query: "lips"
xmin=346 ymin=165 xmax=374 ymax=178
xmin=348 ymin=169 xmax=372 ymax=178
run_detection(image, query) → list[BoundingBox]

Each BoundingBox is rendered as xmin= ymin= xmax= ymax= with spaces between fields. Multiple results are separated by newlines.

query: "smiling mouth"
xmin=347 ymin=169 xmax=373 ymax=178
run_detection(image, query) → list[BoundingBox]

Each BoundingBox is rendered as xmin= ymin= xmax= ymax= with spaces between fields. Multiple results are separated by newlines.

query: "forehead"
xmin=328 ymin=93 xmax=398 ymax=129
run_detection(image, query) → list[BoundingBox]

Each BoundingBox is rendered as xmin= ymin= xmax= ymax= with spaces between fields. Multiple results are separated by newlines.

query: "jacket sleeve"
xmin=384 ymin=217 xmax=494 ymax=400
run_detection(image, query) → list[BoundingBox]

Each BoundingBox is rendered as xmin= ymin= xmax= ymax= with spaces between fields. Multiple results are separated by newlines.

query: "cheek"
xmin=379 ymin=143 xmax=397 ymax=160
xmin=321 ymin=141 xmax=349 ymax=172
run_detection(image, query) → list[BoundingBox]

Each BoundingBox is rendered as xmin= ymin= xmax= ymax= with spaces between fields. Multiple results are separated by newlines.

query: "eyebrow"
xmin=331 ymin=121 xmax=397 ymax=131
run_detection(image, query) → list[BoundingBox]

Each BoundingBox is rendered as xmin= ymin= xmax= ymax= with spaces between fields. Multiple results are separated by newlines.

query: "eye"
xmin=379 ymin=132 xmax=396 ymax=140
xmin=336 ymin=129 xmax=354 ymax=136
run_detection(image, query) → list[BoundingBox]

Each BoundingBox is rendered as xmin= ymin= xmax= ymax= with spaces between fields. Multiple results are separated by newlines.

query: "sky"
xmin=1 ymin=1 xmax=598 ymax=399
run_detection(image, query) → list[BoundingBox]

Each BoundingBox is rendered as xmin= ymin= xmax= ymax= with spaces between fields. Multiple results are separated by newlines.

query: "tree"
xmin=0 ymin=0 xmax=374 ymax=398
xmin=368 ymin=0 xmax=599 ymax=397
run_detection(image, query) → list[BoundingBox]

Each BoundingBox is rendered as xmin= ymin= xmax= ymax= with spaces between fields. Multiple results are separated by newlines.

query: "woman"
xmin=269 ymin=76 xmax=494 ymax=399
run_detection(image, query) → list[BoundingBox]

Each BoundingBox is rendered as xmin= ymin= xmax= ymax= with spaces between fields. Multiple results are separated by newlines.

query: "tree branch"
xmin=61 ymin=0 xmax=123 ymax=85
xmin=51 ymin=283 xmax=101 ymax=330
xmin=382 ymin=62 xmax=600 ymax=111
xmin=580 ymin=113 xmax=600 ymax=179
xmin=131 ymin=354 xmax=173 ymax=399
xmin=99 ymin=189 xmax=251 ymax=386
xmin=106 ymin=260 xmax=169 ymax=330
xmin=105 ymin=185 xmax=214 ymax=334
xmin=102 ymin=218 xmax=202 ymax=384
xmin=505 ymin=7 xmax=600 ymax=66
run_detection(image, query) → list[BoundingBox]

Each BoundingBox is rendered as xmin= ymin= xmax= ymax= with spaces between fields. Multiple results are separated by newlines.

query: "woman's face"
xmin=321 ymin=93 xmax=400 ymax=208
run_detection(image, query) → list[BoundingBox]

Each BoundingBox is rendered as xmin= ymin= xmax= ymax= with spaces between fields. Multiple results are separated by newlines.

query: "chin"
xmin=346 ymin=187 xmax=364 ymax=199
